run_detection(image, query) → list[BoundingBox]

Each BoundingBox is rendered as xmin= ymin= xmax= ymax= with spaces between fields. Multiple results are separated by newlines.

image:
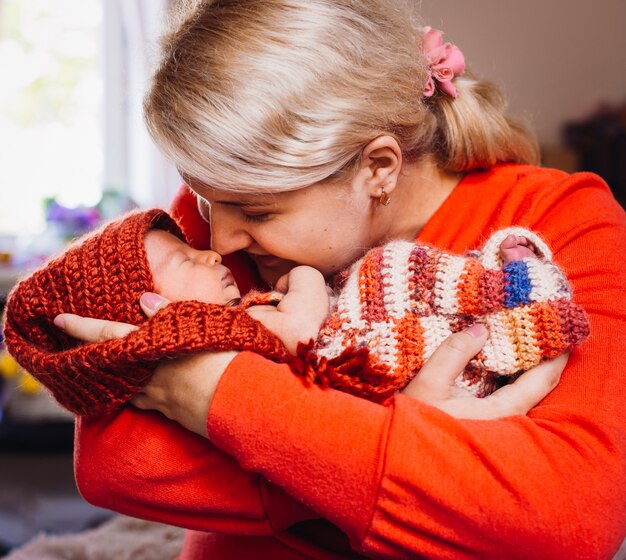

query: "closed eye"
xmin=243 ymin=213 xmax=271 ymax=223
xmin=174 ymin=251 xmax=192 ymax=267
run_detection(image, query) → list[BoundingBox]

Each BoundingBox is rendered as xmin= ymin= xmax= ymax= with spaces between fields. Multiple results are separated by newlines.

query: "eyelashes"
xmin=243 ymin=213 xmax=271 ymax=223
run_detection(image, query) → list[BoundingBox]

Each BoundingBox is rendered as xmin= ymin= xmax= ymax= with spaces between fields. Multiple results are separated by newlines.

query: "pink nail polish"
xmin=466 ymin=323 xmax=486 ymax=337
xmin=53 ymin=315 xmax=66 ymax=330
xmin=141 ymin=292 xmax=165 ymax=311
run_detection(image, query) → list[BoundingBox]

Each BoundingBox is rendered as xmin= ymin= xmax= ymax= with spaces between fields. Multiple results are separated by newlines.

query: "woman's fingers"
xmin=128 ymin=350 xmax=239 ymax=437
xmin=52 ymin=292 xmax=168 ymax=343
xmin=129 ymin=392 xmax=149 ymax=410
xmin=54 ymin=314 xmax=138 ymax=342
xmin=401 ymin=324 xmax=569 ymax=420
xmin=140 ymin=292 xmax=170 ymax=318
xmin=403 ymin=324 xmax=488 ymax=401
xmin=485 ymin=352 xmax=568 ymax=416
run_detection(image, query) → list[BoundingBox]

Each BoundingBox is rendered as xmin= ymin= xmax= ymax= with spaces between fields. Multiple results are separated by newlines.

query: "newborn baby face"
xmin=144 ymin=230 xmax=241 ymax=305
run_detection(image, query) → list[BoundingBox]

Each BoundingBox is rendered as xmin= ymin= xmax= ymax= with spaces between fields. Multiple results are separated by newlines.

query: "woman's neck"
xmin=383 ymin=161 xmax=462 ymax=242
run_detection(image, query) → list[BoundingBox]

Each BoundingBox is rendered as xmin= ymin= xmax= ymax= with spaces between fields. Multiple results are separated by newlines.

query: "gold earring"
xmin=379 ymin=188 xmax=391 ymax=206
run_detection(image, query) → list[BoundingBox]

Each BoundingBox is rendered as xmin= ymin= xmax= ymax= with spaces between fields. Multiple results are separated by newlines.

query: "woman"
xmin=59 ymin=1 xmax=626 ymax=557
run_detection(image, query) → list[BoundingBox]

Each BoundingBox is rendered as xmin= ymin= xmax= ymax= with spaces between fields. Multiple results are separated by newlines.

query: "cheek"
xmin=175 ymin=271 xmax=224 ymax=304
xmin=202 ymin=278 xmax=232 ymax=304
xmin=255 ymin=206 xmax=371 ymax=273
xmin=298 ymin=232 xmax=368 ymax=275
xmin=317 ymin=216 xmax=372 ymax=260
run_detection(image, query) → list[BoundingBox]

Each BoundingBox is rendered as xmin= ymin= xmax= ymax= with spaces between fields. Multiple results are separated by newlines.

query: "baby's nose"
xmin=205 ymin=250 xmax=222 ymax=265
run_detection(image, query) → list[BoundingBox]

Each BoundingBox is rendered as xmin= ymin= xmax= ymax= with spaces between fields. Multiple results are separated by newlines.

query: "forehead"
xmin=144 ymin=229 xmax=186 ymax=268
xmin=187 ymin=176 xmax=347 ymax=210
xmin=185 ymin=177 xmax=280 ymax=204
xmin=145 ymin=228 xmax=184 ymax=248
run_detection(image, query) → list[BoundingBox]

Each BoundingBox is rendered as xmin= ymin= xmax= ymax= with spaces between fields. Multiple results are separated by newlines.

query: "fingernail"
xmin=53 ymin=315 xmax=66 ymax=330
xmin=466 ymin=323 xmax=486 ymax=337
xmin=141 ymin=292 xmax=165 ymax=311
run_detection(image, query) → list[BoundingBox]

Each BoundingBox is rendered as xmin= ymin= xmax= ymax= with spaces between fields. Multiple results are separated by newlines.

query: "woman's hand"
xmin=130 ymin=349 xmax=238 ymax=437
xmin=402 ymin=324 xmax=567 ymax=419
xmin=55 ymin=293 xmax=238 ymax=437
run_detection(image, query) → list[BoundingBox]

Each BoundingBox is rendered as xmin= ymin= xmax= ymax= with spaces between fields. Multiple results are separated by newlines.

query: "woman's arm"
xmin=71 ymin=187 xmax=317 ymax=533
xmin=201 ymin=174 xmax=626 ymax=558
xmin=73 ymin=176 xmax=626 ymax=557
xmin=75 ymin=401 xmax=317 ymax=534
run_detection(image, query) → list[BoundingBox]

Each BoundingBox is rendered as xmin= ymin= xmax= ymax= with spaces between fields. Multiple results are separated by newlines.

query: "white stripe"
xmin=316 ymin=258 xmax=367 ymax=360
xmin=335 ymin=259 xmax=364 ymax=328
xmin=361 ymin=320 xmax=398 ymax=368
xmin=525 ymin=258 xmax=571 ymax=302
xmin=419 ymin=315 xmax=452 ymax=362
xmin=482 ymin=312 xmax=518 ymax=374
xmin=316 ymin=331 xmax=351 ymax=361
xmin=382 ymin=241 xmax=415 ymax=320
xmin=434 ymin=254 xmax=466 ymax=314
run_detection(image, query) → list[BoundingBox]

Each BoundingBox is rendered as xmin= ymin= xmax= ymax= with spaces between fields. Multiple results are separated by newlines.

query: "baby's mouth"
xmin=221 ymin=270 xmax=236 ymax=287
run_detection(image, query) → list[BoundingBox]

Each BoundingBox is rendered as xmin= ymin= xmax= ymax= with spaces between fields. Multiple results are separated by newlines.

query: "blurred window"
xmin=0 ymin=0 xmax=103 ymax=235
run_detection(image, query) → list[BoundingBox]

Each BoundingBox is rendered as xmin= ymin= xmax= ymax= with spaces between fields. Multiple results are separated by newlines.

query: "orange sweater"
xmin=75 ymin=164 xmax=626 ymax=559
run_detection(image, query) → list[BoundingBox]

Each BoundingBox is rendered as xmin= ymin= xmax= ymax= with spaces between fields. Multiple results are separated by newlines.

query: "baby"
xmin=142 ymin=226 xmax=329 ymax=355
xmin=3 ymin=209 xmax=588 ymax=416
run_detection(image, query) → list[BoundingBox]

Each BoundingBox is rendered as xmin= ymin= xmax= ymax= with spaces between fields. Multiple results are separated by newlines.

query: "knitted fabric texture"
xmin=2 ymin=213 xmax=589 ymax=415
xmin=2 ymin=209 xmax=288 ymax=416
xmin=305 ymin=227 xmax=590 ymax=401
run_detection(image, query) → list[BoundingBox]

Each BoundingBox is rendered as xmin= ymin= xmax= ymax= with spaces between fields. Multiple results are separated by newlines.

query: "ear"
xmin=357 ymin=135 xmax=403 ymax=199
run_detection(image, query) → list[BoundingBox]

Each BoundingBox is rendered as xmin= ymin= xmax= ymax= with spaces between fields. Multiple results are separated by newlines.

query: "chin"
xmin=258 ymin=261 xmax=297 ymax=287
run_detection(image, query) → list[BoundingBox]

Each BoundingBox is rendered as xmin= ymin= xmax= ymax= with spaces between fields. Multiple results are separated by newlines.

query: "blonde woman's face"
xmin=189 ymin=178 xmax=380 ymax=286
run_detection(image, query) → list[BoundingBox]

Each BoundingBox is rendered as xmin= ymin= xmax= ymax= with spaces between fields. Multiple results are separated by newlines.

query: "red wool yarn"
xmin=2 ymin=209 xmax=590 ymax=417
xmin=2 ymin=209 xmax=288 ymax=416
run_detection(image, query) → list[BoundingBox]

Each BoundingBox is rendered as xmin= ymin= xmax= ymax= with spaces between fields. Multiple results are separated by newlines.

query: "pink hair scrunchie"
xmin=422 ymin=26 xmax=466 ymax=98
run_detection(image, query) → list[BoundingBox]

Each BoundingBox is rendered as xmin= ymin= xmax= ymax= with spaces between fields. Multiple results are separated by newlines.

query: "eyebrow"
xmin=214 ymin=197 xmax=276 ymax=208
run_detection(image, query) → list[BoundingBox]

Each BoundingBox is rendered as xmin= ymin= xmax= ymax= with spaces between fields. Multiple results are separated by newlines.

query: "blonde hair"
xmin=145 ymin=0 xmax=539 ymax=193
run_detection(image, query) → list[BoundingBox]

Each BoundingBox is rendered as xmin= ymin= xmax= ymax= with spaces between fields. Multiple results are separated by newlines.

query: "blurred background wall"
xmin=418 ymin=0 xmax=626 ymax=147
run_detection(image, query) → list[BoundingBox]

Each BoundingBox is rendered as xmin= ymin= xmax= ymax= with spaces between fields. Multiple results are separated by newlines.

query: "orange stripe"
xmin=393 ymin=314 xmax=426 ymax=386
xmin=457 ymin=258 xmax=484 ymax=315
xmin=529 ymin=302 xmax=567 ymax=359
xmin=507 ymin=306 xmax=541 ymax=371
xmin=358 ymin=247 xmax=387 ymax=323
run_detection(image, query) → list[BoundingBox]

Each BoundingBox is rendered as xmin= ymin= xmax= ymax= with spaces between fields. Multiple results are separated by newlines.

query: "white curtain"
xmin=103 ymin=0 xmax=182 ymax=208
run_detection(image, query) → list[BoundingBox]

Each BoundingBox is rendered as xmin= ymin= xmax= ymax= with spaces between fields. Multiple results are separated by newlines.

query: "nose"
xmin=209 ymin=207 xmax=254 ymax=255
xmin=203 ymin=250 xmax=222 ymax=265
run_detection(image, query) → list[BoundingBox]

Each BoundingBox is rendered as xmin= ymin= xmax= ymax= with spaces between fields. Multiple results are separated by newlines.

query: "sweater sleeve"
xmin=206 ymin=173 xmax=626 ymax=559
xmin=74 ymin=406 xmax=317 ymax=534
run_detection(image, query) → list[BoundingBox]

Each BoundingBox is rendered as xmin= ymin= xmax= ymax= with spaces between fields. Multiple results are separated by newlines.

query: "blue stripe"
xmin=503 ymin=260 xmax=532 ymax=307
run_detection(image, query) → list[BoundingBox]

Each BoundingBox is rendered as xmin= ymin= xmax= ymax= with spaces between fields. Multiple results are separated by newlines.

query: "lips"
xmin=221 ymin=269 xmax=236 ymax=287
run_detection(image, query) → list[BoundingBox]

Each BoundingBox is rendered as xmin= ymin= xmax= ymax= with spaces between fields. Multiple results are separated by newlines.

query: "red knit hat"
xmin=2 ymin=209 xmax=287 ymax=416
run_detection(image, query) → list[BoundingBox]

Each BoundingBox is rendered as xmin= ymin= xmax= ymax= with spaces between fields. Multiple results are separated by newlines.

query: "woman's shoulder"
xmin=421 ymin=164 xmax=622 ymax=253
xmin=471 ymin=163 xmax=611 ymax=197
xmin=466 ymin=163 xmax=620 ymax=223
